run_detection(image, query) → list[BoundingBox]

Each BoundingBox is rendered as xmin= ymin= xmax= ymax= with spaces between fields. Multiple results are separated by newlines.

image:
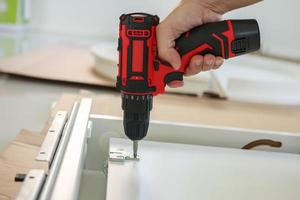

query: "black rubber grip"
xmin=161 ymin=20 xmax=260 ymax=87
xmin=175 ymin=19 xmax=260 ymax=60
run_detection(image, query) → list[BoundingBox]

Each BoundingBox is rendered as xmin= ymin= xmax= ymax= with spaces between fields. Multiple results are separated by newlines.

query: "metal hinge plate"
xmin=109 ymin=148 xmax=139 ymax=162
xmin=15 ymin=169 xmax=46 ymax=200
xmin=36 ymin=111 xmax=68 ymax=167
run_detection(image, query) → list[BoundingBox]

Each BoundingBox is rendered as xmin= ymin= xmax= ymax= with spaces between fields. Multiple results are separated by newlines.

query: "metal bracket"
xmin=86 ymin=120 xmax=93 ymax=139
xmin=39 ymin=103 xmax=79 ymax=200
xmin=15 ymin=169 xmax=46 ymax=200
xmin=36 ymin=111 xmax=68 ymax=167
xmin=109 ymin=149 xmax=139 ymax=162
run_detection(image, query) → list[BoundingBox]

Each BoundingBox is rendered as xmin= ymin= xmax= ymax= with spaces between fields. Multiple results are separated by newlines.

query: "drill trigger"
xmin=164 ymin=72 xmax=183 ymax=85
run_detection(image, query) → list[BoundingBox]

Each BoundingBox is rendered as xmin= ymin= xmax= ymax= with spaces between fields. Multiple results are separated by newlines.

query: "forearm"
xmin=184 ymin=0 xmax=262 ymax=14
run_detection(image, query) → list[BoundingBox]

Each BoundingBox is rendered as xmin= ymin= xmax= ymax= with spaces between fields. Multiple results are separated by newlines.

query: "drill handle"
xmin=159 ymin=19 xmax=260 ymax=87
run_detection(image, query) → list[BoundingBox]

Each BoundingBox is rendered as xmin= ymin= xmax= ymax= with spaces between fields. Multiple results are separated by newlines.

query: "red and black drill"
xmin=116 ymin=13 xmax=260 ymax=158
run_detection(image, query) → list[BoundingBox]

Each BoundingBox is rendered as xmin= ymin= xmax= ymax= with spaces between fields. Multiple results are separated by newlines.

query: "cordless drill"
xmin=116 ymin=13 xmax=260 ymax=158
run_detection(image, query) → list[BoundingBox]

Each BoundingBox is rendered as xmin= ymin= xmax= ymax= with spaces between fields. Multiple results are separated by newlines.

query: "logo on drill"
xmin=127 ymin=29 xmax=150 ymax=38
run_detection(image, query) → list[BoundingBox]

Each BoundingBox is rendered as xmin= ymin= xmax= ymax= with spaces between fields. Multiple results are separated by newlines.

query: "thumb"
xmin=156 ymin=23 xmax=181 ymax=69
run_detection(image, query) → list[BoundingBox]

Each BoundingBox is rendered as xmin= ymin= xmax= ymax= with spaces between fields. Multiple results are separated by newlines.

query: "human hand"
xmin=156 ymin=0 xmax=225 ymax=88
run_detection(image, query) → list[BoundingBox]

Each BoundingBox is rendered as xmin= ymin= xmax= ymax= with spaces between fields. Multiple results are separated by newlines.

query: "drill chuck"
xmin=121 ymin=94 xmax=153 ymax=141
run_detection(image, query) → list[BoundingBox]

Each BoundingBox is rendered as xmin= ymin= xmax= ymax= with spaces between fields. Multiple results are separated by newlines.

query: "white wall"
xmin=30 ymin=0 xmax=179 ymax=38
xmin=30 ymin=0 xmax=300 ymax=60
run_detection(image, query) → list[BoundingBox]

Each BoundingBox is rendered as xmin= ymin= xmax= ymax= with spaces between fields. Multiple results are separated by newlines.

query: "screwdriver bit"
xmin=133 ymin=141 xmax=138 ymax=158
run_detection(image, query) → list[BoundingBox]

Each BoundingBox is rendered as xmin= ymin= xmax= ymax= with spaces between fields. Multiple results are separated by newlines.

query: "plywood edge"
xmin=0 ymin=141 xmax=48 ymax=170
xmin=15 ymin=129 xmax=46 ymax=147
xmin=0 ymin=159 xmax=27 ymax=199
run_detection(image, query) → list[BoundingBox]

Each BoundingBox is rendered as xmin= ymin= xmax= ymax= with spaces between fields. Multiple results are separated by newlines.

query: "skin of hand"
xmin=156 ymin=0 xmax=225 ymax=88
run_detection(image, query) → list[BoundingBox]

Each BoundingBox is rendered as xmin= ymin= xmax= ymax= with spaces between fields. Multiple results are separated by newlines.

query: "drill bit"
xmin=133 ymin=141 xmax=138 ymax=158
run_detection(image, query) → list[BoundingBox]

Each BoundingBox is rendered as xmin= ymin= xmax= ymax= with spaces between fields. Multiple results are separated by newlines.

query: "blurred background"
xmin=1 ymin=0 xmax=300 ymax=60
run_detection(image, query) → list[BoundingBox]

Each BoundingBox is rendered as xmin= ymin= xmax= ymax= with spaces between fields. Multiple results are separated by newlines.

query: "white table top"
xmin=107 ymin=138 xmax=300 ymax=200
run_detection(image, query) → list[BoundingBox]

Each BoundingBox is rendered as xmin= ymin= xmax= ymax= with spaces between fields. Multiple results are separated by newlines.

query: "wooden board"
xmin=50 ymin=92 xmax=300 ymax=133
xmin=0 ymin=44 xmax=114 ymax=88
xmin=91 ymin=93 xmax=300 ymax=133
